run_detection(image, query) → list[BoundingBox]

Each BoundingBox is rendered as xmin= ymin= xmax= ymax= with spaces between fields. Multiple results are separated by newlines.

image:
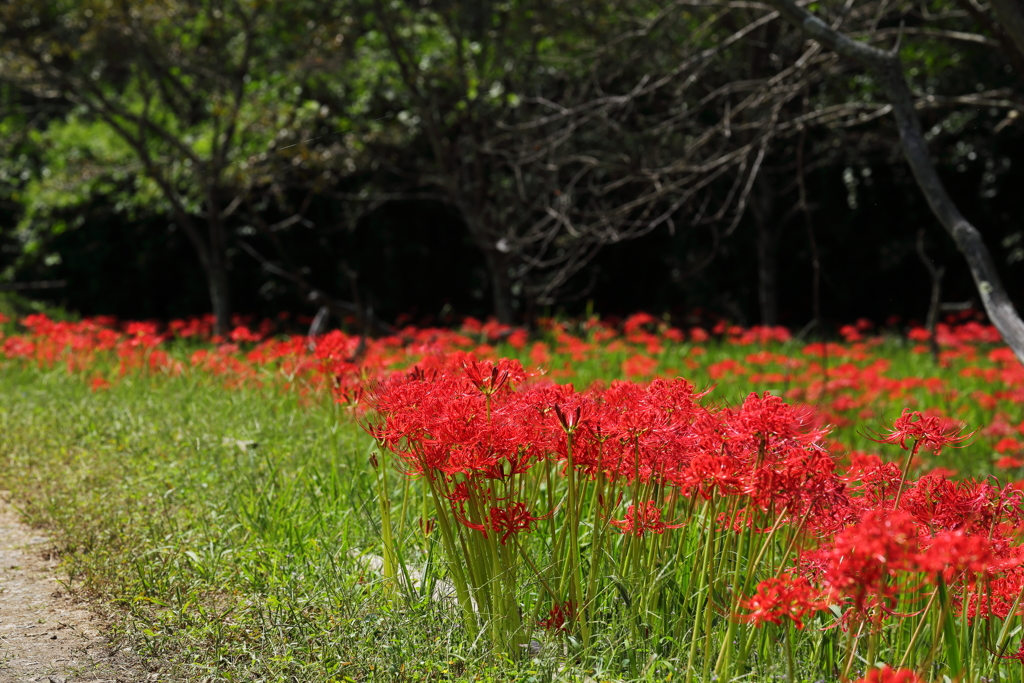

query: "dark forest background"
xmin=1 ymin=0 xmax=1022 ymax=331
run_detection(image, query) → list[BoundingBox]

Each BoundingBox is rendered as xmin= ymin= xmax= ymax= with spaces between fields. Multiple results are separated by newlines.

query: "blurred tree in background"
xmin=0 ymin=0 xmax=1021 ymax=331
xmin=0 ymin=0 xmax=362 ymax=333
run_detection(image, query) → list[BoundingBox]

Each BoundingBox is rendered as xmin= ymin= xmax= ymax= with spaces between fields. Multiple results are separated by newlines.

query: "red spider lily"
xmin=229 ymin=325 xmax=263 ymax=343
xmin=852 ymin=666 xmax=927 ymax=683
xmin=901 ymin=474 xmax=1023 ymax=534
xmin=996 ymin=637 xmax=1024 ymax=661
xmin=610 ymin=501 xmax=684 ymax=537
xmin=824 ymin=509 xmax=921 ymax=611
xmin=443 ymin=481 xmax=473 ymax=503
xmin=995 ymin=437 xmax=1024 ymax=454
xmin=449 ymin=500 xmax=488 ymax=534
xmin=89 ymin=375 xmax=112 ymax=391
xmin=538 ymin=601 xmax=576 ymax=632
xmin=740 ymin=574 xmax=828 ymax=629
xmin=441 ymin=480 xmax=492 ymax=533
xmin=463 ymin=357 xmax=525 ymax=395
xmin=678 ymin=451 xmax=745 ymax=500
xmin=916 ymin=529 xmax=994 ymax=577
xmin=622 ymin=312 xmax=657 ymax=334
xmin=622 ymin=354 xmax=658 ymax=378
xmin=873 ymin=409 xmax=972 ymax=456
xmin=553 ymin=402 xmax=584 ymax=434
xmin=744 ymin=445 xmax=846 ymax=522
xmin=727 ymin=391 xmax=828 ymax=450
xmin=599 ymin=379 xmax=710 ymax=480
xmin=845 ymin=452 xmax=903 ymax=496
xmin=487 ymin=502 xmax=552 ymax=544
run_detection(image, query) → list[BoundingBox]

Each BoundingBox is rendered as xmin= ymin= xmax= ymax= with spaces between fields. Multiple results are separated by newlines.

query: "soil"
xmin=0 ymin=493 xmax=155 ymax=683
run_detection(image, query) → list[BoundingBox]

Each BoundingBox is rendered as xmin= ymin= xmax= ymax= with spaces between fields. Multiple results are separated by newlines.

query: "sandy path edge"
xmin=0 ymin=493 xmax=156 ymax=683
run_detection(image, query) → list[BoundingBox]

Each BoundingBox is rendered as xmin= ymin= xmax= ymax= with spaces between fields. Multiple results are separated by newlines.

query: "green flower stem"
xmin=897 ymin=587 xmax=938 ymax=669
xmin=714 ymin=518 xmax=751 ymax=679
xmin=685 ymin=496 xmax=717 ymax=683
xmin=985 ymin=578 xmax=1024 ymax=679
xmin=840 ymin=619 xmax=865 ymax=681
xmin=375 ymin=453 xmax=397 ymax=594
xmin=702 ymin=520 xmax=722 ymax=683
xmin=425 ymin=475 xmax=479 ymax=641
xmin=786 ymin=623 xmax=796 ymax=683
xmin=584 ymin=471 xmax=611 ymax=653
xmin=563 ymin=431 xmax=587 ymax=646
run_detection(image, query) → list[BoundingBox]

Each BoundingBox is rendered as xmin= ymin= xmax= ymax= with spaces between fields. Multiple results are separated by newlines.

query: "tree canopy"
xmin=1 ymin=0 xmax=1022 ymax=335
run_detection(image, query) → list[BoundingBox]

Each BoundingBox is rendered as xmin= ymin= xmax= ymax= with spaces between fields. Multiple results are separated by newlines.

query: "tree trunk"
xmin=756 ymin=224 xmax=780 ymax=326
xmin=767 ymin=0 xmax=1024 ymax=363
xmin=483 ymin=247 xmax=515 ymax=325
xmin=750 ymin=177 xmax=780 ymax=326
xmin=461 ymin=207 xmax=516 ymax=324
xmin=206 ymin=187 xmax=232 ymax=336
xmin=207 ymin=257 xmax=232 ymax=338
xmin=162 ymin=203 xmax=231 ymax=336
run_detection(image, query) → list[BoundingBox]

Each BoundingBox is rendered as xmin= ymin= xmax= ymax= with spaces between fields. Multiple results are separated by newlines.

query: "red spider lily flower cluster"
xmin=363 ymin=354 xmax=1024 ymax=643
xmin=487 ymin=502 xmax=551 ymax=545
xmin=2 ymin=310 xmax=1020 ymax=457
xmin=610 ymin=501 xmax=684 ymax=537
xmin=853 ymin=666 xmax=927 ymax=683
xmin=538 ymin=601 xmax=576 ymax=632
xmin=873 ymin=408 xmax=973 ymax=455
xmin=820 ymin=510 xmax=922 ymax=611
xmin=367 ymin=358 xmax=854 ymax=542
xmin=740 ymin=574 xmax=828 ymax=629
xmin=800 ymin=478 xmax=1024 ymax=619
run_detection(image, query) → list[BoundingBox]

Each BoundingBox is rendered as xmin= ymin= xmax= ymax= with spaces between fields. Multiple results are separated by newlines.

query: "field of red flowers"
xmin=1 ymin=310 xmax=1024 ymax=682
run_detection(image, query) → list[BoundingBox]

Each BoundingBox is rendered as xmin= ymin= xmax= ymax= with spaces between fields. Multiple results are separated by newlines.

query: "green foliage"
xmin=14 ymin=114 xmax=156 ymax=261
xmin=0 ymin=0 xmax=373 ymax=329
xmin=1 ymin=0 xmax=1023 ymax=326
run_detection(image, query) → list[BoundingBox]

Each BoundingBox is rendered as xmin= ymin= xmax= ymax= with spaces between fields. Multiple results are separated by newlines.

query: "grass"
xmin=0 ymin=327 xmax=1020 ymax=681
xmin=0 ymin=367 xmax=498 ymax=681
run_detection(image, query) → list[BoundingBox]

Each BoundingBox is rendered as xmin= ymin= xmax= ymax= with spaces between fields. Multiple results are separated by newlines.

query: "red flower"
xmin=995 ymin=437 xmax=1024 ymax=454
xmin=229 ymin=325 xmax=262 ymax=343
xmin=916 ymin=529 xmax=993 ymax=576
xmin=539 ymin=601 xmax=576 ymax=632
xmin=852 ymin=665 xmax=927 ymax=683
xmin=873 ymin=409 xmax=971 ymax=455
xmin=824 ymin=510 xmax=920 ymax=610
xmin=740 ymin=574 xmax=827 ymax=630
xmin=622 ymin=354 xmax=659 ymax=379
xmin=89 ymin=375 xmax=112 ymax=391
xmin=463 ymin=357 xmax=524 ymax=395
xmin=610 ymin=501 xmax=683 ymax=537
xmin=448 ymin=487 xmax=488 ymax=534
xmin=907 ymin=327 xmax=932 ymax=342
xmin=845 ymin=452 xmax=903 ymax=503
xmin=487 ymin=502 xmax=550 ymax=545
xmin=730 ymin=391 xmax=826 ymax=444
xmin=901 ymin=474 xmax=1012 ymax=535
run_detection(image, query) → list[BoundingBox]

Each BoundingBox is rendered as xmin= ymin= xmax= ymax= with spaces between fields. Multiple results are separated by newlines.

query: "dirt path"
xmin=0 ymin=494 xmax=152 ymax=683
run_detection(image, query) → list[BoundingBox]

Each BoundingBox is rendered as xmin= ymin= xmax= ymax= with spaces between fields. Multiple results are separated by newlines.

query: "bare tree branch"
xmin=988 ymin=0 xmax=1024 ymax=58
xmin=765 ymin=0 xmax=1024 ymax=363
